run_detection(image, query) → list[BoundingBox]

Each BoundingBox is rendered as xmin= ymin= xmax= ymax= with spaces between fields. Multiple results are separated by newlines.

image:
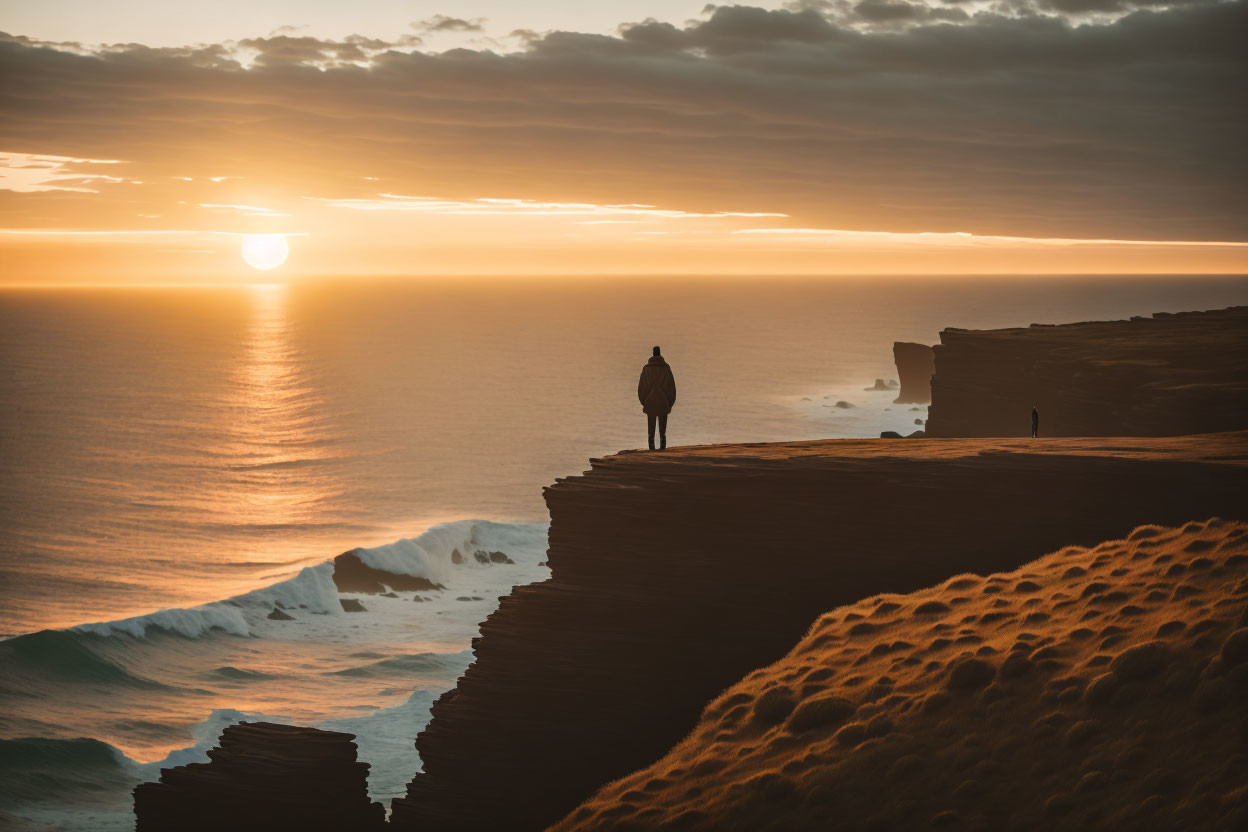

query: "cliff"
xmin=555 ymin=518 xmax=1248 ymax=832
xmin=892 ymin=341 xmax=935 ymax=404
xmin=925 ymin=306 xmax=1248 ymax=437
xmin=133 ymin=722 xmax=385 ymax=832
xmin=390 ymin=433 xmax=1248 ymax=831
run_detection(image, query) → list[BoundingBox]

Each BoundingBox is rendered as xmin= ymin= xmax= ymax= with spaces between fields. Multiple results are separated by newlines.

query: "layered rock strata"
xmin=133 ymin=722 xmax=384 ymax=832
xmin=391 ymin=433 xmax=1248 ymax=831
xmin=925 ymin=306 xmax=1248 ymax=437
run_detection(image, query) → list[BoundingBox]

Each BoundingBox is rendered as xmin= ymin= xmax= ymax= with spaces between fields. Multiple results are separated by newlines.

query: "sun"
xmin=240 ymin=234 xmax=290 ymax=271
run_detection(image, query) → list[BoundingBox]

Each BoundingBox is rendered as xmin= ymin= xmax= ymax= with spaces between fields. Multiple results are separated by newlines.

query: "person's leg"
xmin=658 ymin=413 xmax=668 ymax=450
xmin=647 ymin=413 xmax=656 ymax=450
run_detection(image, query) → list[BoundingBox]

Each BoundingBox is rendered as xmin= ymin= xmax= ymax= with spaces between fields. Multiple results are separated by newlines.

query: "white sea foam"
xmin=70 ymin=563 xmax=340 ymax=640
xmin=228 ymin=562 xmax=342 ymax=615
xmin=319 ymin=676 xmax=471 ymax=803
xmin=72 ymin=603 xmax=251 ymax=640
xmin=4 ymin=520 xmax=550 ymax=832
xmin=134 ymin=707 xmax=291 ymax=776
xmin=350 ymin=520 xmax=548 ymax=586
xmin=792 ymin=380 xmax=930 ymax=439
xmin=65 ymin=521 xmax=548 ymax=642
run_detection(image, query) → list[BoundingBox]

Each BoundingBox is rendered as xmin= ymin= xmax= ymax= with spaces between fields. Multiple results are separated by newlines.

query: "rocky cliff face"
xmin=892 ymin=341 xmax=935 ymax=404
xmin=391 ymin=434 xmax=1248 ymax=832
xmin=133 ymin=722 xmax=385 ymax=832
xmin=925 ymin=306 xmax=1248 ymax=437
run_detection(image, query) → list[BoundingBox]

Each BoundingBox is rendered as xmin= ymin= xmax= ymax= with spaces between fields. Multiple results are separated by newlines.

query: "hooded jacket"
xmin=638 ymin=356 xmax=677 ymax=415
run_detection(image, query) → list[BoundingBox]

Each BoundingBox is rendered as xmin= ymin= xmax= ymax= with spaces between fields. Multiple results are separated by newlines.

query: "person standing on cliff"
xmin=1031 ymin=405 xmax=1039 ymax=438
xmin=638 ymin=346 xmax=677 ymax=450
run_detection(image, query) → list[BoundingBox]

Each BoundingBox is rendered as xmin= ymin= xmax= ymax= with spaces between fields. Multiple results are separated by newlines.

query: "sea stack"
xmin=133 ymin=722 xmax=385 ymax=832
xmin=892 ymin=342 xmax=936 ymax=404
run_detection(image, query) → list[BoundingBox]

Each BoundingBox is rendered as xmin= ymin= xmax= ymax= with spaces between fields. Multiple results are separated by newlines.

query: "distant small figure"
xmin=638 ymin=346 xmax=677 ymax=450
xmin=1031 ymin=405 xmax=1039 ymax=438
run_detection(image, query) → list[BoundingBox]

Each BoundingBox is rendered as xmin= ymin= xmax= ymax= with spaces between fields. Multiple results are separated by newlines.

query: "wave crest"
xmin=349 ymin=519 xmax=548 ymax=586
xmin=5 ymin=520 xmax=548 ymax=646
xmin=68 ymin=563 xmax=340 ymax=641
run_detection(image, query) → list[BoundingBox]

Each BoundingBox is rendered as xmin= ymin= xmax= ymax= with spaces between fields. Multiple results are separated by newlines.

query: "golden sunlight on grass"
xmin=556 ymin=518 xmax=1248 ymax=831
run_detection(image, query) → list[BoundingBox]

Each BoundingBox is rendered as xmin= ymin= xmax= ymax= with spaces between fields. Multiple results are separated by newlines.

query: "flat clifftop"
xmin=392 ymin=434 xmax=1248 ymax=832
xmin=587 ymin=432 xmax=1248 ymax=467
xmin=943 ymin=305 xmax=1246 ymax=342
xmin=924 ymin=306 xmax=1248 ymax=438
xmin=555 ymin=519 xmax=1248 ymax=832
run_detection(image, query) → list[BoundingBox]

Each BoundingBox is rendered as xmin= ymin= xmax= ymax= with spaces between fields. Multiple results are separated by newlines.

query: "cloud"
xmin=0 ymin=152 xmax=128 ymax=193
xmin=0 ymin=0 xmax=1244 ymax=247
xmin=0 ymin=228 xmax=306 ymax=239
xmin=414 ymin=15 xmax=486 ymax=34
xmin=307 ymin=194 xmax=785 ymax=219
xmin=199 ymin=203 xmax=289 ymax=216
xmin=732 ymin=227 xmax=1248 ymax=247
xmin=236 ymin=32 xmax=423 ymax=67
xmin=849 ymin=0 xmax=970 ymax=24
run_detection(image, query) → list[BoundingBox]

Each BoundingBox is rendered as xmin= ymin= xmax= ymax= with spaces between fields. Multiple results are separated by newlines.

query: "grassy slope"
xmin=554 ymin=519 xmax=1248 ymax=832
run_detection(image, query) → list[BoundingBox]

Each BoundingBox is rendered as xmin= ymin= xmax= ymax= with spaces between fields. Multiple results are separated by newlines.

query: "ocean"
xmin=2 ymin=274 xmax=1246 ymax=830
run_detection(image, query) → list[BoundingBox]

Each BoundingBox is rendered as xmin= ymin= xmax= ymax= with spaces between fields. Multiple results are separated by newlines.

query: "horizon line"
xmin=3 ymin=272 xmax=1248 ymax=290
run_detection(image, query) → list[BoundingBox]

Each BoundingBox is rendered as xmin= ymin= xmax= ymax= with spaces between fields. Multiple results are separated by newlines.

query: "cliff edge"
xmin=391 ymin=433 xmax=1248 ymax=831
xmin=925 ymin=306 xmax=1247 ymax=437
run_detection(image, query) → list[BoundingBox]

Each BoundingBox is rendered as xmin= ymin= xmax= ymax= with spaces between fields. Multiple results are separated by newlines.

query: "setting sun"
xmin=1 ymin=3 xmax=1247 ymax=831
xmin=240 ymin=234 xmax=289 ymax=271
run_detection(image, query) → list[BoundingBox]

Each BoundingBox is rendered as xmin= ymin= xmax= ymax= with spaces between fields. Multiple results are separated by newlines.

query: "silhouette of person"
xmin=1031 ymin=405 xmax=1039 ymax=438
xmin=638 ymin=346 xmax=677 ymax=450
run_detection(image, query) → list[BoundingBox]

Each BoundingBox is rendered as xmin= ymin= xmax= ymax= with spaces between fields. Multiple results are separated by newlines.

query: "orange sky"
xmin=2 ymin=2 xmax=1246 ymax=282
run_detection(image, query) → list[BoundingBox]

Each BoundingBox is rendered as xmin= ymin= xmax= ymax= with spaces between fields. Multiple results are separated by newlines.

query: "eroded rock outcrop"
xmin=892 ymin=342 xmax=936 ymax=404
xmin=555 ymin=518 xmax=1248 ymax=832
xmin=391 ymin=433 xmax=1248 ymax=831
xmin=925 ymin=306 xmax=1248 ymax=437
xmin=332 ymin=549 xmax=445 ymax=594
xmin=133 ymin=722 xmax=384 ymax=832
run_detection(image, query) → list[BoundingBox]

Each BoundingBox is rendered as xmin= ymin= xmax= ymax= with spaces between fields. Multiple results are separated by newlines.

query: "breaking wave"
xmin=0 ymin=519 xmax=549 ymax=831
xmin=4 ymin=519 xmax=548 ymax=646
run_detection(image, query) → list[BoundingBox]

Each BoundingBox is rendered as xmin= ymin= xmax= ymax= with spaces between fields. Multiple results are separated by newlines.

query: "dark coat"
xmin=638 ymin=356 xmax=677 ymax=415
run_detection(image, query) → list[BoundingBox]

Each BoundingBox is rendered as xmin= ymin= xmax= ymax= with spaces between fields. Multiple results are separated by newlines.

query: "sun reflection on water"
xmin=219 ymin=284 xmax=345 ymax=529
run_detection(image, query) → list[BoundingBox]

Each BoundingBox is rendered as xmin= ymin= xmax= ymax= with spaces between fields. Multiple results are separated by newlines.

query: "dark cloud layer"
xmin=415 ymin=15 xmax=486 ymax=34
xmin=1 ymin=1 xmax=1245 ymax=240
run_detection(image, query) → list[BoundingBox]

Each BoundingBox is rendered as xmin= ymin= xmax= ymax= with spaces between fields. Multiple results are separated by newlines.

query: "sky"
xmin=1 ymin=0 xmax=1246 ymax=281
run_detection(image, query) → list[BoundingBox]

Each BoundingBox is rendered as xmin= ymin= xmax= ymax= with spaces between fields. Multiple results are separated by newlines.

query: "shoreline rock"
xmin=332 ymin=549 xmax=446 ymax=594
xmin=390 ymin=434 xmax=1248 ymax=831
xmin=133 ymin=722 xmax=385 ymax=832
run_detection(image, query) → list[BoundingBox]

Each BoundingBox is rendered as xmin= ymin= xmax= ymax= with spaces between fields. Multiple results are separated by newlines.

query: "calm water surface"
xmin=3 ymin=275 xmax=1247 ymax=634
